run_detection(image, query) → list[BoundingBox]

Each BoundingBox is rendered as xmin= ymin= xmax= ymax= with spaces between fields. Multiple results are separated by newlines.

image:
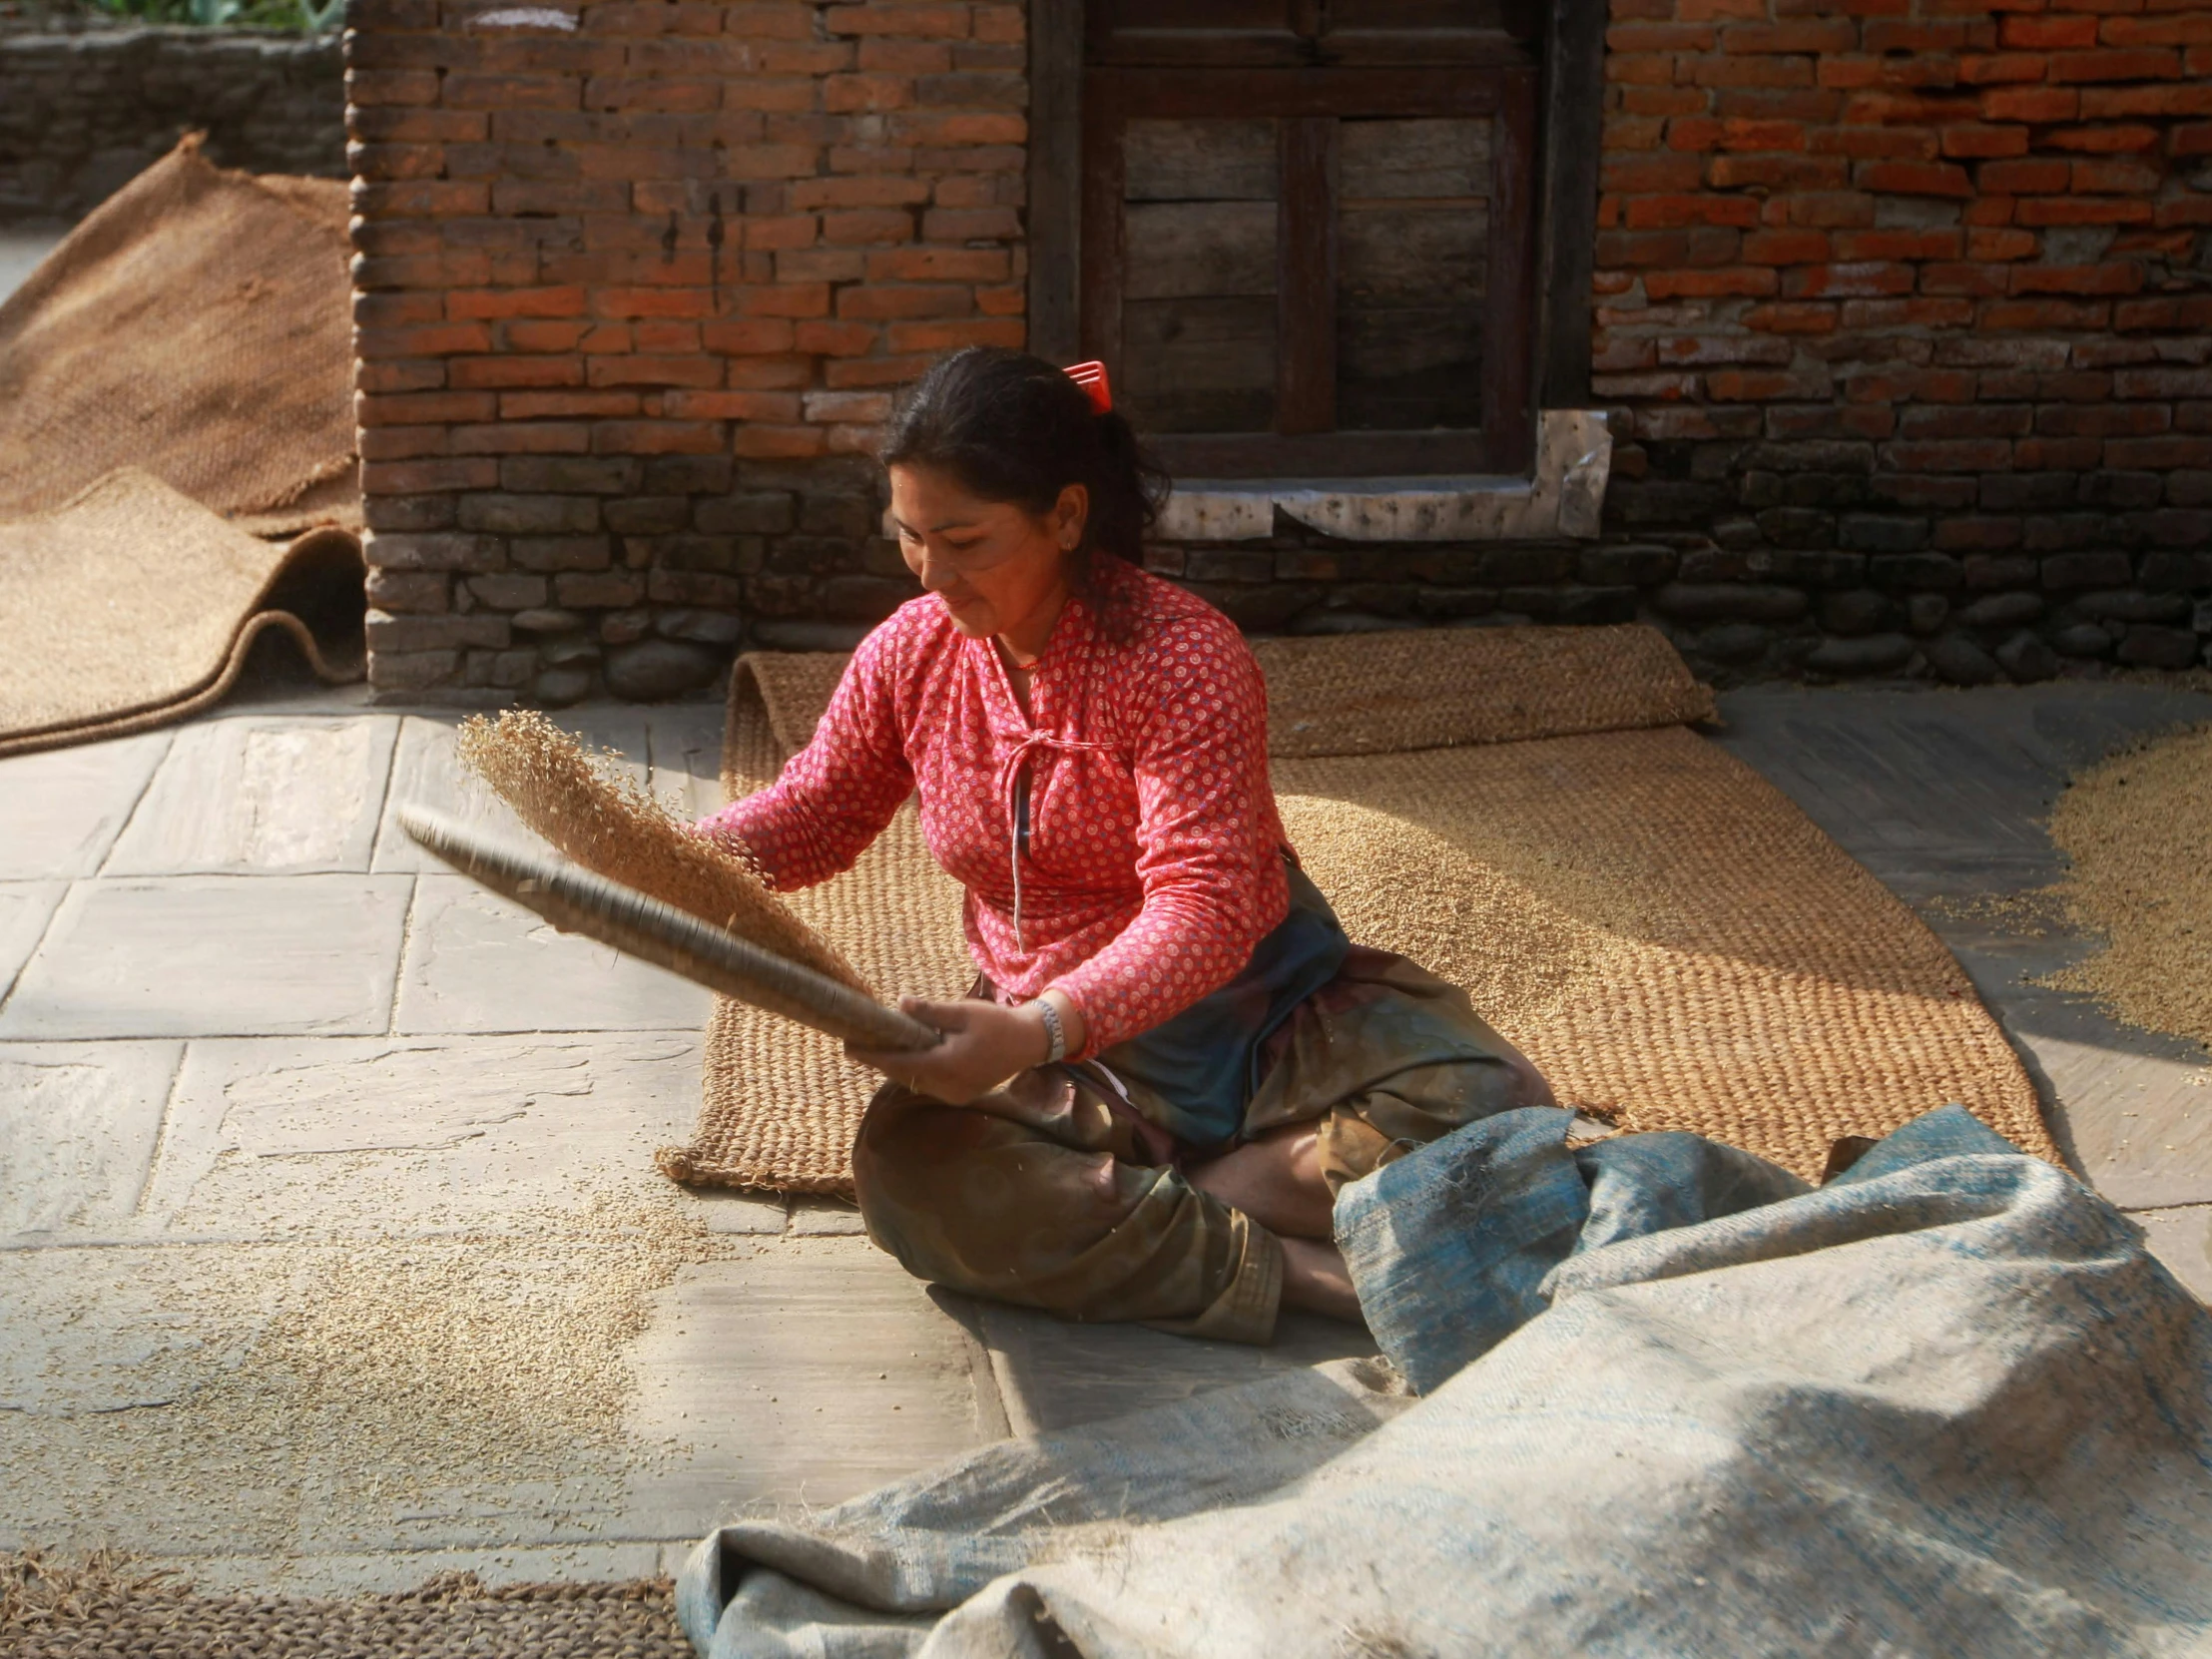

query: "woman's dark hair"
xmin=879 ymin=347 xmax=1170 ymax=639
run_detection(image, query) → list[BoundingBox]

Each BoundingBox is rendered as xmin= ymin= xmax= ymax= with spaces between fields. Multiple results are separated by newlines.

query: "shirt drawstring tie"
xmin=995 ymin=729 xmax=1106 ymax=953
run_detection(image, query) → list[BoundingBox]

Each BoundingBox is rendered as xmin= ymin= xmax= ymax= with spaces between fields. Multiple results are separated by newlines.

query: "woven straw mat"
xmin=674 ymin=624 xmax=2049 ymax=1194
xmin=2 ymin=1567 xmax=687 ymax=1659
xmin=0 ymin=134 xmax=359 ymax=533
xmin=0 ymin=469 xmax=364 ymax=759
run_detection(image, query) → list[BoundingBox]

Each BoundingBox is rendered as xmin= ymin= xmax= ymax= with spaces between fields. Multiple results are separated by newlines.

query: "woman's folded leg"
xmin=851 ymin=1070 xmax=1286 ymax=1345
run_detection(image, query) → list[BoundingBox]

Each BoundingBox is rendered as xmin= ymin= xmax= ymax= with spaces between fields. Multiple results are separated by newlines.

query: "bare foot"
xmin=1188 ymin=1124 xmax=1336 ymax=1240
xmin=1279 ymin=1236 xmax=1364 ymax=1324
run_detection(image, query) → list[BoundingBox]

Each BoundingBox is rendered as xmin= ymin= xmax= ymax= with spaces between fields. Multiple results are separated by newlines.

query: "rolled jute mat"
xmin=662 ymin=623 xmax=2050 ymax=1194
xmin=0 ymin=134 xmax=359 ymax=536
xmin=0 ymin=469 xmax=364 ymax=760
xmin=1 ymin=1558 xmax=687 ymax=1659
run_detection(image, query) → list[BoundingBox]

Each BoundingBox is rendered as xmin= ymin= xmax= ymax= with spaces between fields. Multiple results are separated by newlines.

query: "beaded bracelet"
xmin=1028 ymin=996 xmax=1067 ymax=1064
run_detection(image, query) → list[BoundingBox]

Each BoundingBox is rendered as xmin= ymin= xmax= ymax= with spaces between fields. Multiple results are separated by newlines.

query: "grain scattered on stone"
xmin=2039 ymin=721 xmax=2212 ymax=1053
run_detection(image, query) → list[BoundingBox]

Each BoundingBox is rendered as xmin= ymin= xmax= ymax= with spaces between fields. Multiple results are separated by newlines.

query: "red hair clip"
xmin=1063 ymin=359 xmax=1112 ymax=415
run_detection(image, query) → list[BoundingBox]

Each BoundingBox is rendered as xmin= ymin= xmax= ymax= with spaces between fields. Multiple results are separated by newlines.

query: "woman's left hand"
xmin=847 ymin=995 xmax=1053 ymax=1105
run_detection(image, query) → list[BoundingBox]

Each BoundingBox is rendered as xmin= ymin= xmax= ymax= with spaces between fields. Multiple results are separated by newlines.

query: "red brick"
xmin=1626 ymin=194 xmax=1765 ymax=229
xmin=790 ymin=175 xmax=934 ymax=210
xmin=733 ymin=423 xmax=831 ymax=457
xmin=834 ymin=282 xmax=973 ymax=319
xmin=725 ymin=354 xmax=819 ymax=388
xmin=1724 ymin=19 xmax=1857 ymax=51
xmin=821 ymin=208 xmax=916 ymax=244
xmin=1962 ymin=196 xmax=2016 ymax=227
xmin=503 ymin=320 xmax=591 ymax=352
xmin=2017 ymin=195 xmax=2156 ymax=224
xmin=447 ymin=285 xmax=588 ymax=320
xmin=358 ymin=425 xmax=448 ymax=461
xmin=1859 ymin=160 xmax=1976 ymax=196
xmin=2001 ymin=14 xmax=2098 ymax=48
xmin=592 ymin=420 xmax=725 ymax=454
xmin=2080 ymin=84 xmax=2212 ymax=117
xmin=1956 ymin=53 xmax=2048 ymax=85
xmin=358 ymin=360 xmax=447 ymax=395
xmin=2012 ymin=436 xmax=2104 ymax=469
xmin=1707 ymin=154 xmax=1852 ymax=188
xmin=2174 ymin=122 xmax=2212 ymax=154
xmin=449 ymin=422 xmax=593 ymax=454
xmin=449 ymin=355 xmax=586 ymax=388
xmin=1646 ymin=267 xmax=1781 ymax=298
xmin=734 ymin=282 xmax=832 ymax=317
xmin=1980 ymin=86 xmax=2080 ymax=121
xmin=2044 ymin=123 xmax=2162 ymax=151
xmin=884 ymin=318 xmax=1026 ymax=351
xmin=1742 ymin=229 xmax=1832 ymax=262
xmin=1746 ymin=300 xmax=1842 ymax=332
xmin=2049 ymin=48 xmax=2183 ymax=81
xmin=590 ymin=286 xmax=717 ymax=319
xmin=500 ymin=391 xmax=643 ymax=418
xmin=825 ymin=353 xmax=935 ymax=388
xmin=824 ymin=72 xmax=916 ymax=112
xmin=1981 ymin=158 xmax=2072 ymax=193
xmin=2155 ymin=199 xmax=2212 ymax=227
xmin=2103 ymin=14 xmax=2212 ymax=47
xmin=1968 ymin=228 xmax=2040 ymax=259
xmin=1610 ymin=20 xmax=1718 ymax=49
xmin=586 ymin=354 xmax=725 ymax=387
xmin=1980 ymin=297 xmax=2113 ymax=328
xmin=790 ymin=319 xmax=878 ymax=354
xmin=1923 ymin=263 xmax=2012 ymax=295
xmin=357 ymin=321 xmax=495 ymax=358
xmin=1810 ymin=126 xmax=1936 ymax=161
xmin=664 ymin=390 xmax=805 ymax=420
xmin=357 ymin=390 xmax=498 ymax=426
xmin=2010 ymin=262 xmax=2145 ymax=293
xmin=1836 ymin=229 xmax=1963 ymax=259
xmin=826 ymin=5 xmax=971 ymax=38
xmin=1940 ymin=124 xmax=2030 ymax=158
xmin=1886 ymin=438 xmax=2015 ymax=470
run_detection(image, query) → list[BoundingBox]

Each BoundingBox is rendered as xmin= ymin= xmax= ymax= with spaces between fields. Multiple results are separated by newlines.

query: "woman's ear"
xmin=1052 ymin=482 xmax=1090 ymax=551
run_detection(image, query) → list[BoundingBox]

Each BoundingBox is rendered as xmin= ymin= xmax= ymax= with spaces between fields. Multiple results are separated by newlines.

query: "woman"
xmin=695 ymin=347 xmax=1550 ymax=1345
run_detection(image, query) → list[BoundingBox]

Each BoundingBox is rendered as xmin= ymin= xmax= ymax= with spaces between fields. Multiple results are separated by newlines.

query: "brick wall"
xmin=349 ymin=0 xmax=2212 ymax=701
xmin=347 ymin=0 xmax=1023 ymax=703
xmin=1591 ymin=0 xmax=2212 ymax=683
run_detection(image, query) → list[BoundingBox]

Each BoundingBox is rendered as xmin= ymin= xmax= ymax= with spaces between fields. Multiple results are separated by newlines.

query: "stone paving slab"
xmin=2137 ymin=1208 xmax=2212 ymax=1303
xmin=0 ymin=874 xmax=413 ymax=1040
xmin=104 ymin=715 xmax=400 ymax=876
xmin=0 ymin=730 xmax=171 ymax=880
xmin=0 ymin=880 xmax=65 ymax=1000
xmin=393 ymin=874 xmax=715 ymax=1035
xmin=619 ymin=1240 xmax=999 ymax=1532
xmin=0 ymin=1039 xmax=182 ymax=1239
xmin=372 ymin=711 xmax=650 ymax=874
xmin=975 ymin=1301 xmax=1377 ymax=1436
xmin=138 ymin=1033 xmax=717 ymax=1239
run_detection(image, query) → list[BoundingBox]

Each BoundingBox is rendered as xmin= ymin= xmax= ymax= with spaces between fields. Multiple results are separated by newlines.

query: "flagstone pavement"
xmin=1 ymin=665 xmax=2206 ymax=1595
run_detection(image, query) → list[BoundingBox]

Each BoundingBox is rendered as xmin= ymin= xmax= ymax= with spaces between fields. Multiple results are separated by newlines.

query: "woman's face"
xmin=888 ymin=462 xmax=1088 ymax=648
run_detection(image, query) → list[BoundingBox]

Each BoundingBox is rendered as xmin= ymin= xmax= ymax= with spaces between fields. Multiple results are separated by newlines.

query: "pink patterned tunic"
xmin=696 ymin=562 xmax=1290 ymax=1059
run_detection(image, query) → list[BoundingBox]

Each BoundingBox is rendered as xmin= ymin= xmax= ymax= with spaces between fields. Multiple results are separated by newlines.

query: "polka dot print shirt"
xmin=697 ymin=562 xmax=1292 ymax=1060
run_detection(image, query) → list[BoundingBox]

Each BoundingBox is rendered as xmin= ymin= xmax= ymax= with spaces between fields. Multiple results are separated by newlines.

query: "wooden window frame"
xmin=1082 ymin=67 xmax=1537 ymax=477
xmin=1028 ymin=0 xmax=1607 ymax=483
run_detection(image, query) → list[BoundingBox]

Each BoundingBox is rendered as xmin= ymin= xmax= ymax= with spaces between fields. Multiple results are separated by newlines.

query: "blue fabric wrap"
xmin=1091 ymin=862 xmax=1350 ymax=1148
xmin=1337 ymin=1104 xmax=2013 ymax=1394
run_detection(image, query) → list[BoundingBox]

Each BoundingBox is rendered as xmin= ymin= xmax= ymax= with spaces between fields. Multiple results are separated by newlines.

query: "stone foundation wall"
xmin=0 ymin=26 xmax=344 ymax=223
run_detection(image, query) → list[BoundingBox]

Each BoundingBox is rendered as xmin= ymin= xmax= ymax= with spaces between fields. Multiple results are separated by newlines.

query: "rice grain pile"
xmin=2041 ymin=722 xmax=2212 ymax=1052
xmin=456 ymin=710 xmax=869 ymax=993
